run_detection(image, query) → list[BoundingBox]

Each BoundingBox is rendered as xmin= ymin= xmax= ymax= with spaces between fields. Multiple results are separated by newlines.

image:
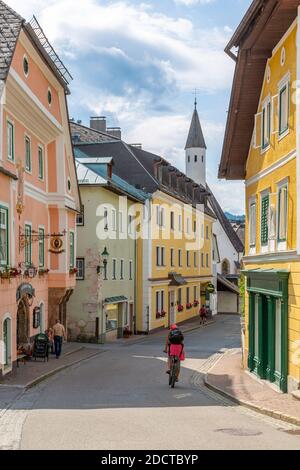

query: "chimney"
xmin=107 ymin=127 xmax=121 ymax=139
xmin=90 ymin=116 xmax=107 ymax=133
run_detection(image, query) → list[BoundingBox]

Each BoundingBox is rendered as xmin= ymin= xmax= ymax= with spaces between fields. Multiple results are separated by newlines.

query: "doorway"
xmin=17 ymin=298 xmax=29 ymax=345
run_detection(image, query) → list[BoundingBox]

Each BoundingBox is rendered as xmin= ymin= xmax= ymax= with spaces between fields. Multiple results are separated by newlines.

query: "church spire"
xmin=185 ymin=105 xmax=207 ymax=150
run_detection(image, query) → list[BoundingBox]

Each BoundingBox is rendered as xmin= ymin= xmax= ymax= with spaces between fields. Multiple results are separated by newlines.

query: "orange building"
xmin=0 ymin=2 xmax=80 ymax=376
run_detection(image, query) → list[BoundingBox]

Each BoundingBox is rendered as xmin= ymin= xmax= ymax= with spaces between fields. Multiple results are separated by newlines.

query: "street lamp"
xmin=97 ymin=247 xmax=109 ymax=275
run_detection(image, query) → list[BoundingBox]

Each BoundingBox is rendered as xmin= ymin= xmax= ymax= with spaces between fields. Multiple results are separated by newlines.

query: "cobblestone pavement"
xmin=1 ymin=315 xmax=300 ymax=450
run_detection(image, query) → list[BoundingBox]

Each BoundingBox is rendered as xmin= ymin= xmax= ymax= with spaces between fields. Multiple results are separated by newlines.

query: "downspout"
xmin=134 ymin=237 xmax=137 ymax=335
xmin=296 ymin=7 xmax=300 ymax=255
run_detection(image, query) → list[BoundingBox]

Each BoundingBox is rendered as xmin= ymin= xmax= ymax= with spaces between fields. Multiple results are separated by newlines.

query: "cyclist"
xmin=164 ymin=324 xmax=185 ymax=381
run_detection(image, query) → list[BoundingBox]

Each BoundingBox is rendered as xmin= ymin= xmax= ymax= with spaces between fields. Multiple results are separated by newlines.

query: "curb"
xmin=204 ymin=375 xmax=300 ymax=427
xmin=23 ymin=350 xmax=105 ymax=390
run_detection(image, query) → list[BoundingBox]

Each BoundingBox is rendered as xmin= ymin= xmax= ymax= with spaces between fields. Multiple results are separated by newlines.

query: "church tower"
xmin=185 ymin=100 xmax=207 ymax=187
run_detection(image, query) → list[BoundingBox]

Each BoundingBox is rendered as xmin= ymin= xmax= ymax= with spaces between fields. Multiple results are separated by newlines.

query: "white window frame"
xmin=76 ymin=258 xmax=85 ymax=280
xmin=38 ymin=145 xmax=44 ymax=180
xmin=170 ymin=247 xmax=175 ymax=267
xmin=0 ymin=204 xmax=9 ymax=266
xmin=129 ymin=260 xmax=133 ymax=280
xmin=261 ymin=96 xmax=271 ymax=152
xmin=7 ymin=120 xmax=14 ymax=162
xmin=277 ymin=178 xmax=288 ymax=251
xmin=278 ymin=73 xmax=290 ymax=140
xmin=38 ymin=226 xmax=45 ymax=268
xmin=112 ymin=209 xmax=117 ymax=232
xmin=25 ymin=135 xmax=32 ymax=173
xmin=249 ymin=197 xmax=257 ymax=255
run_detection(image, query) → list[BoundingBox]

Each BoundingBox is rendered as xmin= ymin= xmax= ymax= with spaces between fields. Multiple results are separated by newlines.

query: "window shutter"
xmin=279 ymin=186 xmax=287 ymax=240
xmin=261 ymin=196 xmax=269 ymax=245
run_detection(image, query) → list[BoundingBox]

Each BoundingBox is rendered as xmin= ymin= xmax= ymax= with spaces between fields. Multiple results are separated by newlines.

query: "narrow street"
xmin=0 ymin=315 xmax=299 ymax=450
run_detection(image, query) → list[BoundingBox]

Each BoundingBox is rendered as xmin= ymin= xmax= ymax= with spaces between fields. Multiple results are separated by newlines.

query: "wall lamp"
xmin=97 ymin=247 xmax=109 ymax=274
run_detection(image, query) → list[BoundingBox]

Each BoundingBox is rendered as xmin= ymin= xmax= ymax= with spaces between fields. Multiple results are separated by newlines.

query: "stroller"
xmin=33 ymin=333 xmax=49 ymax=362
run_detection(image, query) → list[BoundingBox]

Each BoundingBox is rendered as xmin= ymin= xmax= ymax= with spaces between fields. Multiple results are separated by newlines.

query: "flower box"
xmin=38 ymin=268 xmax=50 ymax=277
xmin=69 ymin=267 xmax=78 ymax=275
xmin=161 ymin=311 xmax=167 ymax=318
xmin=177 ymin=305 xmax=184 ymax=312
xmin=193 ymin=300 xmax=199 ymax=308
xmin=186 ymin=303 xmax=193 ymax=310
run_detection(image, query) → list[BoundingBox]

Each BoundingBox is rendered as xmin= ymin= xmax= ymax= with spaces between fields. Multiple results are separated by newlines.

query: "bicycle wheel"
xmin=170 ymin=357 xmax=178 ymax=388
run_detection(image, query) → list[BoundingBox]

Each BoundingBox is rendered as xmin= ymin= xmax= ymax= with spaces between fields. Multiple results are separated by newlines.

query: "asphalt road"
xmin=14 ymin=315 xmax=300 ymax=449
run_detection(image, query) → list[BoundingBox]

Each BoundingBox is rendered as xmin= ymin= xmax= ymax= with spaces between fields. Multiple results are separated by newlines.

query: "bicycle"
xmin=169 ymin=355 xmax=180 ymax=388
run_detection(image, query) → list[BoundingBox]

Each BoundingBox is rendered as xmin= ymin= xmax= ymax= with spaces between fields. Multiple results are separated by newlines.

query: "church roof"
xmin=185 ymin=106 xmax=207 ymax=150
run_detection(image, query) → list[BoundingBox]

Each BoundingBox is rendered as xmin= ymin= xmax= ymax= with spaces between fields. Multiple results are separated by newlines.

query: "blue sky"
xmin=8 ymin=0 xmax=251 ymax=214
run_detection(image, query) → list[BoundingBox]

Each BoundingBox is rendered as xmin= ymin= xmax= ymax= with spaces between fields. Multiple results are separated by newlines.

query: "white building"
xmin=185 ymin=102 xmax=244 ymax=314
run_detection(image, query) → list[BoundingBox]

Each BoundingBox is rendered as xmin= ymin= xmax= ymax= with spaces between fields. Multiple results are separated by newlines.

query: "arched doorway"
xmin=17 ymin=297 xmax=30 ymax=345
xmin=3 ymin=316 xmax=12 ymax=370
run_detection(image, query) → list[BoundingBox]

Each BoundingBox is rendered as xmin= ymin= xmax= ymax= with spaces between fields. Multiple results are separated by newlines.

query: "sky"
xmin=7 ymin=0 xmax=251 ymax=214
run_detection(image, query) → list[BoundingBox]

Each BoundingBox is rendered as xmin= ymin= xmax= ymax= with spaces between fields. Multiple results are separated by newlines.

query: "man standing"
xmin=53 ymin=319 xmax=65 ymax=359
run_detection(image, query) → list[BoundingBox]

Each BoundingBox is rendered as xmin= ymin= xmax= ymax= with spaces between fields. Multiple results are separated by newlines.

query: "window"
xmin=186 ymin=218 xmax=190 ymax=234
xmin=25 ymin=224 xmax=32 ymax=266
xmin=186 ymin=287 xmax=190 ymax=304
xmin=170 ymin=248 xmax=175 ymax=267
xmin=23 ymin=56 xmax=29 ymax=76
xmin=104 ymin=207 xmax=108 ymax=230
xmin=206 ymin=253 xmax=209 ymax=268
xmin=69 ymin=231 xmax=75 ymax=268
xmin=25 ymin=136 xmax=31 ymax=172
xmin=279 ymin=83 xmax=289 ymax=136
xmin=249 ymin=200 xmax=256 ymax=247
xmin=187 ymin=251 xmax=190 ymax=267
xmin=170 ymin=211 xmax=175 ymax=230
xmin=38 ymin=228 xmax=44 ymax=267
xmin=0 ymin=206 xmax=9 ymax=266
xmin=193 ymin=221 xmax=196 ymax=233
xmin=194 ymin=286 xmax=197 ymax=301
xmin=278 ymin=184 xmax=288 ymax=242
xmin=178 ymin=249 xmax=182 ymax=267
xmin=222 ymin=259 xmax=229 ymax=276
xmin=129 ymin=260 xmax=133 ymax=280
xmin=178 ymin=288 xmax=182 ymax=305
xmin=120 ymin=259 xmax=124 ymax=279
xmin=194 ymin=155 xmax=197 ymax=162
xmin=188 ymin=156 xmax=190 ymax=163
xmin=128 ymin=215 xmax=133 ymax=235
xmin=38 ymin=146 xmax=44 ymax=179
xmin=201 ymin=224 xmax=204 ymax=239
xmin=161 ymin=247 xmax=165 ymax=266
xmin=67 ymin=178 xmax=71 ymax=192
xmin=194 ymin=252 xmax=197 ymax=268
xmin=156 ymin=246 xmax=160 ymax=267
xmin=48 ymin=88 xmax=52 ymax=105
xmin=76 ymin=258 xmax=85 ymax=280
xmin=156 ymin=206 xmax=165 ymax=227
xmin=178 ymin=214 xmax=182 ymax=232
xmin=112 ymin=259 xmax=117 ymax=280
xmin=156 ymin=290 xmax=164 ymax=314
xmin=112 ymin=209 xmax=117 ymax=231
xmin=261 ymin=195 xmax=269 ymax=246
xmin=201 ymin=253 xmax=204 ymax=268
xmin=7 ymin=121 xmax=14 ymax=161
xmin=76 ymin=206 xmax=84 ymax=226
xmin=206 ymin=225 xmax=209 ymax=240
xmin=262 ymin=100 xmax=271 ymax=149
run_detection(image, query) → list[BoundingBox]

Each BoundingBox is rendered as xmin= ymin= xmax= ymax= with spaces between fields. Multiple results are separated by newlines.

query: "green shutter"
xmin=261 ymin=196 xmax=269 ymax=246
xmin=39 ymin=228 xmax=45 ymax=267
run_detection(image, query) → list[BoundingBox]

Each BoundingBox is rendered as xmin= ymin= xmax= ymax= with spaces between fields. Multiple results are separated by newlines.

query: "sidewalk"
xmin=0 ymin=342 xmax=104 ymax=390
xmin=204 ymin=350 xmax=300 ymax=426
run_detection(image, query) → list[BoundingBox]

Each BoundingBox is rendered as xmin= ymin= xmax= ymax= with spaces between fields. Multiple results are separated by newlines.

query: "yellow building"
xmin=219 ymin=0 xmax=300 ymax=393
xmin=71 ymin=119 xmax=216 ymax=335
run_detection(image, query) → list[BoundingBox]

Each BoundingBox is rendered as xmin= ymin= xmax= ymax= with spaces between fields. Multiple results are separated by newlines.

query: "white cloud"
xmin=175 ymin=0 xmax=216 ymax=5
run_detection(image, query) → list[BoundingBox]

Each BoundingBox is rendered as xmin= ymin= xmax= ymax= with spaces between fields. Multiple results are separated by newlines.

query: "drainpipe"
xmin=134 ymin=237 xmax=137 ymax=335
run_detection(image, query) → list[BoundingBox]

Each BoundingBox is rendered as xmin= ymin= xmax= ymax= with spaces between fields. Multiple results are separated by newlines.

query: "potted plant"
xmin=177 ymin=305 xmax=184 ymax=312
xmin=186 ymin=302 xmax=193 ymax=310
xmin=193 ymin=300 xmax=199 ymax=308
xmin=156 ymin=312 xmax=161 ymax=319
xmin=206 ymin=282 xmax=215 ymax=294
xmin=38 ymin=268 xmax=50 ymax=277
xmin=161 ymin=310 xmax=167 ymax=318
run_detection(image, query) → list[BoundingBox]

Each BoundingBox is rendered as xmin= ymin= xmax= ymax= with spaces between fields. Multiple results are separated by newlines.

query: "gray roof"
xmin=0 ymin=0 xmax=23 ymax=81
xmin=70 ymin=121 xmax=118 ymax=144
xmin=74 ymin=140 xmax=216 ymax=218
xmin=185 ymin=107 xmax=207 ymax=150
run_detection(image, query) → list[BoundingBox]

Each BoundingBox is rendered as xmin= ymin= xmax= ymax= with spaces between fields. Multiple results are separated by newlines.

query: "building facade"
xmin=0 ymin=3 xmax=80 ymax=376
xmin=67 ymin=154 xmax=148 ymax=342
xmin=219 ymin=0 xmax=300 ymax=393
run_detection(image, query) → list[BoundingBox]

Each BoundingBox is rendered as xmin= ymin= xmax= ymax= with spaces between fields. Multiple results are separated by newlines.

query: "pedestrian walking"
xmin=45 ymin=327 xmax=55 ymax=354
xmin=199 ymin=305 xmax=207 ymax=325
xmin=52 ymin=319 xmax=65 ymax=359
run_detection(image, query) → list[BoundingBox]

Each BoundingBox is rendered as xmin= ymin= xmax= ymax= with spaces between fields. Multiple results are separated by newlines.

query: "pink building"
xmin=0 ymin=2 xmax=80 ymax=376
